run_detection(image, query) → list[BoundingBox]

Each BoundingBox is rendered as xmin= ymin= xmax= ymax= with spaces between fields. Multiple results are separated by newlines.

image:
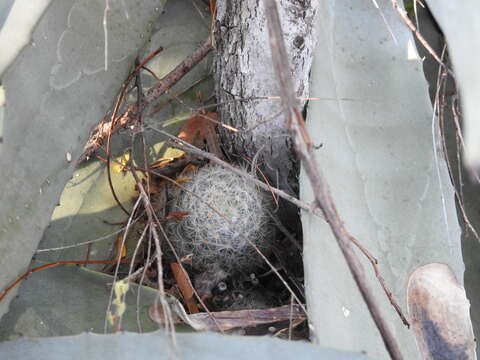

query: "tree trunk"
xmin=214 ymin=0 xmax=318 ymax=199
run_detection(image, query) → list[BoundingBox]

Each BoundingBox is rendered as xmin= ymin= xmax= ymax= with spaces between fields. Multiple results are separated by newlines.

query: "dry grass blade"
xmin=389 ymin=0 xmax=453 ymax=76
xmin=149 ymin=303 xmax=305 ymax=332
xmin=34 ymin=218 xmax=142 ymax=253
xmin=141 ymin=37 xmax=212 ymax=109
xmin=0 ymin=258 xmax=141 ymax=303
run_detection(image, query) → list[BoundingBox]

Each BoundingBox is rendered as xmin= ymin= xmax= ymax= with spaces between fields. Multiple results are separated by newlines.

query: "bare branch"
xmin=262 ymin=0 xmax=404 ymax=359
xmin=80 ymin=37 xmax=212 ymax=162
xmin=389 ymin=0 xmax=453 ymax=76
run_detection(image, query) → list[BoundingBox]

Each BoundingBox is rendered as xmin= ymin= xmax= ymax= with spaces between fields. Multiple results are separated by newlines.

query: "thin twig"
xmin=106 ymin=92 xmax=132 ymax=216
xmin=0 ymin=258 xmax=141 ymax=303
xmin=80 ymin=36 xmax=212 ymax=162
xmin=389 ymin=0 xmax=453 ymax=76
xmin=136 ymin=228 xmax=153 ymax=332
xmin=243 ymin=153 xmax=279 ymax=206
xmin=433 ymin=50 xmax=480 ymax=243
xmin=141 ymin=37 xmax=213 ymax=109
xmin=266 ymin=208 xmax=302 ymax=252
xmin=130 ymin=171 xmax=177 ymax=342
xmin=143 ymin=69 xmax=238 ymax=132
xmin=127 ymin=222 xmax=149 ymax=332
xmin=103 ymin=0 xmax=110 ymax=71
xmin=35 ymin=217 xmax=142 ymax=253
xmin=263 ymin=1 xmax=404 ymax=359
xmin=105 ymin=195 xmax=142 ymax=331
xmin=247 ymin=239 xmax=307 ymax=315
xmin=146 ymin=126 xmax=321 ymax=218
xmin=80 ymin=47 xmax=164 ymax=162
xmin=148 ymin=75 xmax=210 ymax=115
xmin=129 ymin=169 xmax=224 ymax=334
xmin=288 ymin=295 xmax=294 ymax=340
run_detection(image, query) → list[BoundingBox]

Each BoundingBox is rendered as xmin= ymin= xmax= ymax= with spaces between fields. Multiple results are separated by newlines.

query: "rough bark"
xmin=214 ymin=0 xmax=318 ymax=197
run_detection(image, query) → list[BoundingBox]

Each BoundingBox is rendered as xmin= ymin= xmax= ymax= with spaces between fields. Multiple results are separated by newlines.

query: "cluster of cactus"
xmin=166 ymin=165 xmax=274 ymax=273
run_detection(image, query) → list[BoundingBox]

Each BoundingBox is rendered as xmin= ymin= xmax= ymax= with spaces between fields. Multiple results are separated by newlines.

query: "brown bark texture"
xmin=214 ymin=0 xmax=318 ymax=197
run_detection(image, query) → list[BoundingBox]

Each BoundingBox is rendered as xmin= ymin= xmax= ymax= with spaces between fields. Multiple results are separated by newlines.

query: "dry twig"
xmin=0 ymin=259 xmax=140 ymax=303
xmin=129 ymin=169 xmax=225 ymax=333
xmin=80 ymin=37 xmax=213 ymax=162
xmin=263 ymin=0 xmax=404 ymax=359
xmin=389 ymin=0 xmax=453 ymax=76
xmin=147 ymin=126 xmax=322 ymax=218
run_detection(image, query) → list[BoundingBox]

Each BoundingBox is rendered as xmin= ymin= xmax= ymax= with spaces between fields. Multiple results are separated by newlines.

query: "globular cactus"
xmin=166 ymin=165 xmax=274 ymax=273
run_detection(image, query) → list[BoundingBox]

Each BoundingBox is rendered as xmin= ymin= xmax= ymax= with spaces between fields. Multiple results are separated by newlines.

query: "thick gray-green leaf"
xmin=0 ymin=0 xmax=52 ymax=75
xmin=35 ymin=162 xmax=139 ymax=268
xmin=0 ymin=332 xmax=369 ymax=360
xmin=301 ymin=1 xmax=464 ymax=358
xmin=0 ymin=0 xmax=15 ymax=31
xmin=0 ymin=0 xmax=211 ymax=337
xmin=0 ymin=0 xmax=166 ymax=320
xmin=424 ymin=0 xmax=480 ymax=170
xmin=36 ymin=0 xmax=211 ymax=267
xmin=0 ymin=265 xmax=159 ymax=341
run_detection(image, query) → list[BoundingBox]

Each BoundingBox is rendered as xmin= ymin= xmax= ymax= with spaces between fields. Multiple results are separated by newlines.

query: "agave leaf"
xmin=422 ymin=1 xmax=480 ymax=351
xmin=0 ymin=265 xmax=160 ymax=341
xmin=0 ymin=331 xmax=369 ymax=360
xmin=0 ymin=0 xmax=167 ymax=319
xmin=0 ymin=0 xmax=14 ymax=30
xmin=0 ymin=0 xmax=211 ymax=337
xmin=0 ymin=0 xmax=52 ymax=75
xmin=301 ymin=1 xmax=464 ymax=358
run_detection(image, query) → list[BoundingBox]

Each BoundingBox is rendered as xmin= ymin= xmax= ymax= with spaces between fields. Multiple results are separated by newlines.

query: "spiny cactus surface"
xmin=167 ymin=165 xmax=274 ymax=272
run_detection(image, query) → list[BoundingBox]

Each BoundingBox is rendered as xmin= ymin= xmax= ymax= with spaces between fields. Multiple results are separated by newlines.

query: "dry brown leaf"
xmin=178 ymin=113 xmax=209 ymax=145
xmin=178 ymin=112 xmax=223 ymax=159
xmin=170 ymin=262 xmax=199 ymax=314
